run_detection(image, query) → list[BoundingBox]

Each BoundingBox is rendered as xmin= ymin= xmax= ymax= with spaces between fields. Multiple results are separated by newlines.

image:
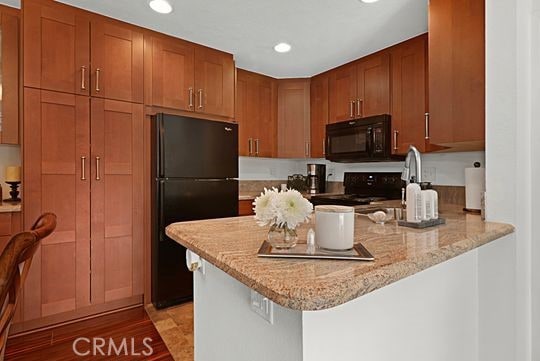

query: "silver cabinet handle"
xmin=81 ymin=66 xmax=87 ymax=90
xmin=424 ymin=112 xmax=430 ymax=140
xmin=355 ymin=99 xmax=360 ymax=116
xmin=95 ymin=68 xmax=101 ymax=92
xmin=248 ymin=138 xmax=253 ymax=156
xmin=305 ymin=142 xmax=310 ymax=157
xmin=323 ymin=139 xmax=326 ymax=156
xmin=81 ymin=156 xmax=86 ymax=180
xmin=95 ymin=156 xmax=101 ymax=181
xmin=349 ymin=100 xmax=354 ymax=118
xmin=255 ymin=139 xmax=259 ymax=156
xmin=358 ymin=99 xmax=363 ymax=117
xmin=198 ymin=89 xmax=204 ymax=110
xmin=189 ymin=87 xmax=194 ymax=109
xmin=393 ymin=130 xmax=399 ymax=151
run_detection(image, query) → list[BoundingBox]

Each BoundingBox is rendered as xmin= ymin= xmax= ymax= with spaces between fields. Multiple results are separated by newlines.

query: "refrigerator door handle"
xmin=159 ymin=180 xmax=165 ymax=242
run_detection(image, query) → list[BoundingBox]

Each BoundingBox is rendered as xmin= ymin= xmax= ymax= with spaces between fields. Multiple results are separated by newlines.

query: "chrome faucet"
xmin=401 ymin=145 xmax=422 ymax=184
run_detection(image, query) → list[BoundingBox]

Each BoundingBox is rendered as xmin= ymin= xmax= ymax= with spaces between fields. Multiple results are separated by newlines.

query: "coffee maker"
xmin=307 ymin=164 xmax=326 ymax=194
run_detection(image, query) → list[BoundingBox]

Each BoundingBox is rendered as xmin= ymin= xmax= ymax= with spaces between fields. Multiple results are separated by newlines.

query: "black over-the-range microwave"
xmin=325 ymin=114 xmax=404 ymax=162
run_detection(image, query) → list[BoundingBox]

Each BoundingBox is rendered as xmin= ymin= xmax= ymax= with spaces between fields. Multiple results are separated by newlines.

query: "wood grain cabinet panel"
xmin=328 ymin=64 xmax=356 ymax=123
xmin=357 ymin=53 xmax=390 ymax=117
xmin=310 ymin=73 xmax=329 ymax=158
xmin=151 ymin=36 xmax=195 ymax=111
xmin=91 ymin=20 xmax=144 ymax=103
xmin=90 ymin=99 xmax=144 ymax=305
xmin=194 ymin=46 xmax=235 ymax=118
xmin=428 ymin=0 xmax=485 ymax=149
xmin=238 ymin=200 xmax=254 ymax=216
xmin=0 ymin=6 xmax=20 ymax=144
xmin=277 ymin=79 xmax=311 ymax=158
xmin=22 ymin=88 xmax=91 ymax=321
xmin=23 ymin=1 xmax=90 ymax=95
xmin=390 ymin=34 xmax=428 ymax=154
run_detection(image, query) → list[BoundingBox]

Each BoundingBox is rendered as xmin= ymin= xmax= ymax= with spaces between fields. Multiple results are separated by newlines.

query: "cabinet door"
xmin=310 ymin=73 xmax=329 ymax=158
xmin=151 ymin=36 xmax=195 ymax=110
xmin=277 ymin=79 xmax=311 ymax=158
xmin=90 ymin=99 xmax=144 ymax=304
xmin=23 ymin=88 xmax=91 ymax=320
xmin=236 ymin=70 xmax=253 ymax=156
xmin=391 ymin=35 xmax=427 ymax=154
xmin=0 ymin=8 xmax=19 ymax=144
xmin=357 ymin=53 xmax=390 ymax=117
xmin=256 ymin=77 xmax=277 ymax=158
xmin=328 ymin=64 xmax=356 ymax=123
xmin=429 ymin=0 xmax=484 ymax=148
xmin=23 ymin=1 xmax=89 ymax=95
xmin=91 ymin=20 xmax=143 ymax=103
xmin=194 ymin=46 xmax=235 ymax=118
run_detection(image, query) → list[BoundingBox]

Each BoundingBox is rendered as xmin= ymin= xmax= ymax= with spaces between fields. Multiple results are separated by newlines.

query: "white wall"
xmin=0 ymin=145 xmax=21 ymax=200
xmin=240 ymin=152 xmax=484 ymax=186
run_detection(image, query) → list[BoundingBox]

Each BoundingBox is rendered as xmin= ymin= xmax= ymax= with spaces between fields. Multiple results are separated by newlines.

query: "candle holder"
xmin=4 ymin=181 xmax=21 ymax=203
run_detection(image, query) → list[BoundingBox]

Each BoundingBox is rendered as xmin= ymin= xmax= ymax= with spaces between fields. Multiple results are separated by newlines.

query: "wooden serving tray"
xmin=257 ymin=241 xmax=375 ymax=261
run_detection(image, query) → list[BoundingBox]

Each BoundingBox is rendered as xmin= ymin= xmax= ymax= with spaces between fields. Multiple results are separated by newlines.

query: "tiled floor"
xmin=145 ymin=302 xmax=194 ymax=361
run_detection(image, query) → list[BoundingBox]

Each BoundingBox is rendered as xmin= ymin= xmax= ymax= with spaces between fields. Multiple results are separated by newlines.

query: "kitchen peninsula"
xmin=166 ymin=206 xmax=514 ymax=361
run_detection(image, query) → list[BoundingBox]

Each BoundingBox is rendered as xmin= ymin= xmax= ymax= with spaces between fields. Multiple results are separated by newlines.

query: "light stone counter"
xmin=166 ymin=205 xmax=514 ymax=311
xmin=0 ymin=203 xmax=21 ymax=213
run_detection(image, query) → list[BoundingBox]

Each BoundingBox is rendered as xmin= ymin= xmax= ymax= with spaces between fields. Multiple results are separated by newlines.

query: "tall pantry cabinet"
xmin=21 ymin=0 xmax=143 ymax=330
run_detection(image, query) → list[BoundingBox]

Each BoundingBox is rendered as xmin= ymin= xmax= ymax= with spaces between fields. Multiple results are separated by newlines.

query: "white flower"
xmin=253 ymin=188 xmax=313 ymax=229
xmin=253 ymin=188 xmax=279 ymax=226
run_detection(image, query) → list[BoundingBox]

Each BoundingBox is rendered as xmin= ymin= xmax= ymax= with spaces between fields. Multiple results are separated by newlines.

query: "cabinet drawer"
xmin=238 ymin=200 xmax=254 ymax=216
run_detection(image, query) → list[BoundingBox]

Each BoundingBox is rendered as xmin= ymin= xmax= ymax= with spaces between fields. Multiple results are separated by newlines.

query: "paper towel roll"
xmin=465 ymin=167 xmax=485 ymax=210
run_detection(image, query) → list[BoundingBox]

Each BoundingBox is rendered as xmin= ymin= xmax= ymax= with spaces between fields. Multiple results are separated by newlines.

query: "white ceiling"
xmin=1 ymin=0 xmax=428 ymax=78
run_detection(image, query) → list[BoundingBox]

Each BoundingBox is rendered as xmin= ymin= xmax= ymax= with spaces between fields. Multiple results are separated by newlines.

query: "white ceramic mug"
xmin=315 ymin=205 xmax=355 ymax=250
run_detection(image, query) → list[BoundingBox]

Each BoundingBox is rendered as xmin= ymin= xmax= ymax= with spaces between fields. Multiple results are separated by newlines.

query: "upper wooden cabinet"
xmin=24 ymin=1 xmax=143 ymax=103
xmin=236 ymin=69 xmax=277 ymax=157
xmin=428 ymin=0 xmax=485 ymax=150
xmin=310 ymin=73 xmax=329 ymax=158
xmin=277 ymin=79 xmax=311 ymax=158
xmin=194 ymin=46 xmax=235 ymax=118
xmin=0 ymin=6 xmax=20 ymax=144
xmin=328 ymin=53 xmax=390 ymax=123
xmin=150 ymin=36 xmax=195 ymax=111
xmin=90 ymin=20 xmax=143 ymax=103
xmin=390 ymin=34 xmax=428 ymax=154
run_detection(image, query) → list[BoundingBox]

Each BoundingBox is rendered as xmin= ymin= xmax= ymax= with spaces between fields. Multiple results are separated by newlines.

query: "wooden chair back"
xmin=0 ymin=213 xmax=57 ymax=360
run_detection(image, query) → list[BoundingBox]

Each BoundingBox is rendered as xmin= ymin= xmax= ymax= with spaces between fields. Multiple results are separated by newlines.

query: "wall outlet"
xmin=422 ymin=167 xmax=436 ymax=183
xmin=327 ymin=167 xmax=335 ymax=179
xmin=250 ymin=290 xmax=274 ymax=324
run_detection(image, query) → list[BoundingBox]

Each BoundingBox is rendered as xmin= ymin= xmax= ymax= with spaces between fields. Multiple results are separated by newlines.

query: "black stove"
xmin=310 ymin=172 xmax=403 ymax=206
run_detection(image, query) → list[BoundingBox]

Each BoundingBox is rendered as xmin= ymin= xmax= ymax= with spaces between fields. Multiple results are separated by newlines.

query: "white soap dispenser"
xmin=406 ymin=177 xmax=422 ymax=223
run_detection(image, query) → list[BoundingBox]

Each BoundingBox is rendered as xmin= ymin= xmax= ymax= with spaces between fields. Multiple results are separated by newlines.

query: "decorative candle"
xmin=5 ymin=166 xmax=21 ymax=182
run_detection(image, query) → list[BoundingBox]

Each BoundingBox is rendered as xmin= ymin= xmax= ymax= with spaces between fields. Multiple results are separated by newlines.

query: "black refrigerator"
xmin=151 ymin=113 xmax=239 ymax=309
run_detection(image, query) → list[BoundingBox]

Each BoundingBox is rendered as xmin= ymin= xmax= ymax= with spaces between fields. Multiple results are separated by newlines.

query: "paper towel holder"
xmin=463 ymin=161 xmax=483 ymax=214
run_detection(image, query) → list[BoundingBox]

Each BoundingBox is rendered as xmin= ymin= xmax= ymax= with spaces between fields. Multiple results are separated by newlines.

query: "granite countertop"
xmin=0 ymin=203 xmax=21 ymax=213
xmin=166 ymin=205 xmax=514 ymax=311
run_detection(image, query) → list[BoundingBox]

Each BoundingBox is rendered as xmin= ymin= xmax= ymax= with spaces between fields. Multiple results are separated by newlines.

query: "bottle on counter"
xmin=406 ymin=177 xmax=422 ymax=223
xmin=421 ymin=190 xmax=430 ymax=221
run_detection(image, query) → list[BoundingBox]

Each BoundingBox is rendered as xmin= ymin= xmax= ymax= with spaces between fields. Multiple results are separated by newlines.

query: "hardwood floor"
xmin=5 ymin=307 xmax=174 ymax=360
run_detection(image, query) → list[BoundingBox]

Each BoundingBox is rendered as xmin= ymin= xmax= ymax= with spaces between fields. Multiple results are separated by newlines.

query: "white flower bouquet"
xmin=252 ymin=188 xmax=313 ymax=248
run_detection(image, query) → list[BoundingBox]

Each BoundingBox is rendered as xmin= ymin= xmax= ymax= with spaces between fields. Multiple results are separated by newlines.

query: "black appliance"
xmin=325 ymin=114 xmax=403 ymax=163
xmin=307 ymin=164 xmax=326 ymax=194
xmin=151 ymin=114 xmax=239 ymax=309
xmin=311 ymin=172 xmax=403 ymax=206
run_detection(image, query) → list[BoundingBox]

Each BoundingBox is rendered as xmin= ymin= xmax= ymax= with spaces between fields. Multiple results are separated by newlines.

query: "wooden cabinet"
xmin=428 ymin=0 xmax=485 ymax=150
xmin=23 ymin=88 xmax=91 ymax=320
xmin=0 ymin=211 xmax=22 ymax=253
xmin=310 ymin=73 xmax=329 ymax=158
xmin=90 ymin=20 xmax=143 ymax=103
xmin=236 ymin=69 xmax=277 ymax=157
xmin=194 ymin=46 xmax=235 ymax=118
xmin=328 ymin=53 xmax=390 ymax=123
xmin=238 ymin=200 xmax=254 ymax=216
xmin=24 ymin=1 xmax=143 ymax=103
xmin=390 ymin=34 xmax=428 ymax=154
xmin=90 ymin=99 xmax=143 ymax=304
xmin=150 ymin=36 xmax=195 ymax=111
xmin=0 ymin=6 xmax=20 ymax=144
xmin=277 ymin=79 xmax=311 ymax=158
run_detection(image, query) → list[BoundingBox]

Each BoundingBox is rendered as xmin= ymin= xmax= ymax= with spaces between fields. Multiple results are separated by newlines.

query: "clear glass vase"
xmin=267 ymin=224 xmax=298 ymax=249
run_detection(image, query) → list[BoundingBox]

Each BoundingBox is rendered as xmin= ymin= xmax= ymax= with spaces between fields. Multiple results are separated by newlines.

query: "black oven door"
xmin=325 ymin=120 xmax=370 ymax=162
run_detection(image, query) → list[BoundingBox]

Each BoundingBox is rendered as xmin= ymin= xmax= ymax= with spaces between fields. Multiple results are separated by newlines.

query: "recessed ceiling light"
xmin=149 ymin=0 xmax=173 ymax=14
xmin=274 ymin=42 xmax=292 ymax=53
xmin=361 ymin=0 xmax=380 ymax=3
